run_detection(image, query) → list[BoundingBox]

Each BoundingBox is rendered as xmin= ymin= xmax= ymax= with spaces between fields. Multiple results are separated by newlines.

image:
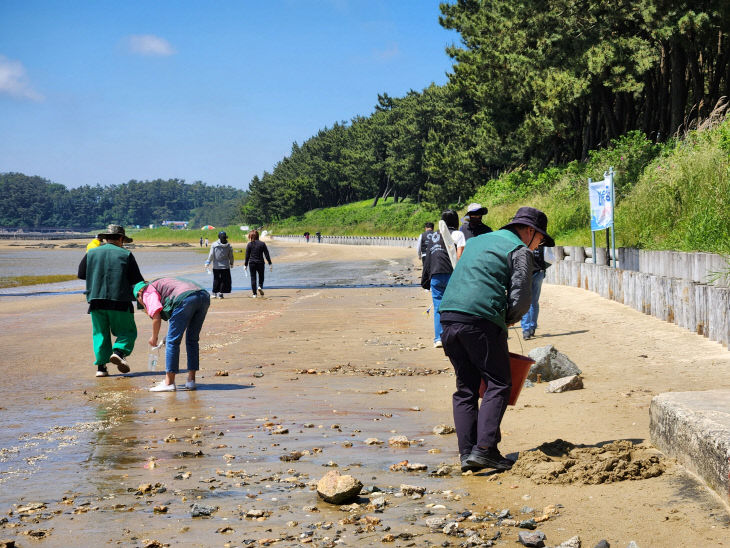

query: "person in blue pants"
xmin=134 ymin=278 xmax=210 ymax=392
xmin=521 ymin=246 xmax=550 ymax=339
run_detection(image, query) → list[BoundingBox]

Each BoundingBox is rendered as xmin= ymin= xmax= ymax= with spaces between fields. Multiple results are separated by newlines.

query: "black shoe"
xmin=110 ymin=352 xmax=130 ymax=374
xmin=461 ymin=454 xmax=484 ymax=473
xmin=465 ymin=447 xmax=513 ymax=471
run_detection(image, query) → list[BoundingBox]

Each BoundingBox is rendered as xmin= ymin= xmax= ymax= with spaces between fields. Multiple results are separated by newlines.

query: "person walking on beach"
xmin=77 ymin=225 xmax=143 ymax=377
xmin=199 ymin=236 xmax=203 ymax=247
xmin=459 ymin=203 xmax=492 ymax=242
xmin=439 ymin=207 xmax=554 ymax=472
xmin=205 ymin=231 xmax=234 ymax=298
xmin=204 ymin=237 xmax=209 ymax=247
xmin=304 ymin=231 xmax=310 ymax=243
xmin=315 ymin=231 xmax=321 ymax=243
xmin=425 ymin=211 xmax=465 ymax=348
xmin=244 ymin=229 xmax=272 ymax=298
xmin=521 ymin=244 xmax=550 ymax=340
xmin=134 ymin=278 xmax=210 ymax=392
xmin=417 ymin=222 xmax=435 ymax=291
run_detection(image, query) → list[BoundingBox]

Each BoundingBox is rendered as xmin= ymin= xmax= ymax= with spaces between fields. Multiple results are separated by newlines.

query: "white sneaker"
xmin=211 ymin=293 xmax=218 ymax=299
xmin=110 ymin=352 xmax=130 ymax=373
xmin=150 ymin=381 xmax=176 ymax=392
xmin=218 ymin=293 xmax=224 ymax=299
xmin=250 ymin=294 xmax=257 ymax=298
xmin=434 ymin=340 xmax=443 ymax=348
xmin=257 ymin=287 xmax=264 ymax=296
xmin=185 ymin=381 xmax=196 ymax=390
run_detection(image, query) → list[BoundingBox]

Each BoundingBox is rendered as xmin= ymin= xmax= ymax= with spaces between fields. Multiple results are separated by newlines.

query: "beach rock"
xmin=0 ymin=540 xmax=16 ymax=548
xmin=388 ymin=435 xmax=410 ymax=447
xmin=518 ymin=518 xmax=537 ymax=529
xmin=425 ymin=516 xmax=446 ymax=530
xmin=593 ymin=542 xmax=610 ymax=548
xmin=527 ymin=345 xmax=581 ymax=381
xmin=190 ymin=503 xmax=217 ymax=517
xmin=518 ymin=530 xmax=546 ymax=547
xmin=364 ymin=438 xmax=383 ymax=445
xmin=545 ymin=375 xmax=584 ymax=393
xmin=316 ymin=470 xmax=363 ymax=504
xmin=399 ymin=484 xmax=426 ymax=496
xmin=556 ymin=536 xmax=581 ymax=548
xmin=433 ymin=424 xmax=455 ymax=435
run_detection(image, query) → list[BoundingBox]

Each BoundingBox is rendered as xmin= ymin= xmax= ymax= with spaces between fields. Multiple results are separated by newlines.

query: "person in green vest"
xmin=78 ymin=225 xmax=144 ymax=377
xmin=438 ymin=207 xmax=555 ymax=473
xmin=134 ymin=277 xmax=210 ymax=392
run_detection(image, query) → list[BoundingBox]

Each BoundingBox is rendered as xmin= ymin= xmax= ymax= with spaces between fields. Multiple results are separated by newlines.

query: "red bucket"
xmin=479 ymin=352 xmax=535 ymax=406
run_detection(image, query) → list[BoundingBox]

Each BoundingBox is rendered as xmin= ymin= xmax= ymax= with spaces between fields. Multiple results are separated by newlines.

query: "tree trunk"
xmin=670 ymin=43 xmax=688 ymax=136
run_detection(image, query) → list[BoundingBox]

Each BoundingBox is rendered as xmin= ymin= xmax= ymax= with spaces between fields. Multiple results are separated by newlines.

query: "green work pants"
xmin=90 ymin=309 xmax=137 ymax=366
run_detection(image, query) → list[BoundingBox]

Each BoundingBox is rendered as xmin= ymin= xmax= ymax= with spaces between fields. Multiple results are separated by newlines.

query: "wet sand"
xmin=1 ymin=241 xmax=729 ymax=547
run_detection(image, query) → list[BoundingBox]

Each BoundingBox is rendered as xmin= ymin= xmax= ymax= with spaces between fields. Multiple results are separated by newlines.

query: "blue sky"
xmin=0 ymin=1 xmax=459 ymax=190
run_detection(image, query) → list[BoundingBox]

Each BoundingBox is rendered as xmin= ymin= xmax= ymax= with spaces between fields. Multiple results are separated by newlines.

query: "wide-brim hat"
xmin=99 ymin=224 xmax=133 ymax=243
xmin=500 ymin=206 xmax=555 ymax=247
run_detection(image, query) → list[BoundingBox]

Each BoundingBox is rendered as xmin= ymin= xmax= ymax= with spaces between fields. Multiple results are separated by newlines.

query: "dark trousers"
xmin=441 ymin=319 xmax=511 ymax=457
xmin=212 ymin=268 xmax=231 ymax=294
xmin=249 ymin=262 xmax=265 ymax=294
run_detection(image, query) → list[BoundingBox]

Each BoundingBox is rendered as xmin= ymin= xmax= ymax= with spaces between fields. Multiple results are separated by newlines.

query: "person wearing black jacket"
xmin=520 ymin=245 xmax=550 ymax=339
xmin=244 ymin=230 xmax=272 ymax=298
xmin=459 ymin=203 xmax=493 ymax=241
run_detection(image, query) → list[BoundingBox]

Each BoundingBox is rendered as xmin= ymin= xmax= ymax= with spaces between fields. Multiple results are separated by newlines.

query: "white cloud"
xmin=374 ymin=43 xmax=399 ymax=61
xmin=0 ymin=54 xmax=44 ymax=101
xmin=127 ymin=35 xmax=176 ymax=56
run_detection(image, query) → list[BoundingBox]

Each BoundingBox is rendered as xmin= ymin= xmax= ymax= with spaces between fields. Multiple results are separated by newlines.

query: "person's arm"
xmin=505 ymin=247 xmax=535 ymax=325
xmin=244 ymin=243 xmax=251 ymax=267
xmin=416 ymin=234 xmax=422 ymax=259
xmin=205 ymin=245 xmax=214 ymax=267
xmin=263 ymin=243 xmax=272 ymax=265
xmin=149 ymin=312 xmax=162 ymax=347
xmin=126 ymin=253 xmax=144 ymax=285
xmin=78 ymin=255 xmax=87 ymax=279
xmin=228 ymin=245 xmax=234 ymax=268
xmin=452 ymin=230 xmax=465 ymax=260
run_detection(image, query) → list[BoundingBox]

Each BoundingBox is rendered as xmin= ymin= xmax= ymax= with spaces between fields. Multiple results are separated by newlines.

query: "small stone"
xmin=442 ymin=522 xmax=460 ymax=536
xmin=388 ymin=435 xmax=410 ymax=447
xmin=364 ymin=438 xmax=383 ymax=445
xmin=153 ymin=505 xmax=168 ymax=513
xmin=425 ymin=517 xmax=446 ymax=530
xmin=593 ymin=541 xmax=610 ymax=548
xmin=432 ymin=424 xmax=455 ymax=435
xmin=191 ymin=503 xmax=217 ymax=517
xmin=381 ymin=534 xmax=395 ymax=542
xmin=518 ymin=530 xmax=546 ymax=547
xmin=253 ymin=372 xmax=264 ymax=378
xmin=272 ymin=427 xmax=289 ymax=435
xmin=518 ymin=518 xmax=537 ymax=529
xmin=626 ymin=543 xmax=639 ymax=548
xmin=400 ymin=484 xmax=426 ymax=496
xmin=545 ymin=375 xmax=584 ymax=393
xmin=555 ymin=535 xmax=581 ymax=548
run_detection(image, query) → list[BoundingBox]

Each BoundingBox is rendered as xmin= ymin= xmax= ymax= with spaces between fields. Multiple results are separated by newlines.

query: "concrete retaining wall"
xmin=271 ymin=235 xmax=416 ymax=248
xmin=546 ymin=250 xmax=730 ymax=348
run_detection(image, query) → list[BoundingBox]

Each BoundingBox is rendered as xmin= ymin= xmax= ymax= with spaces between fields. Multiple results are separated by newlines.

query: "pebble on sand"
xmin=316 ymin=470 xmax=363 ymax=504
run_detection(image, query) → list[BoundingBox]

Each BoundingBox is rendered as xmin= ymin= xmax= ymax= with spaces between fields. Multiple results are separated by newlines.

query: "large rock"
xmin=316 ymin=470 xmax=363 ymax=504
xmin=545 ymin=375 xmax=584 ymax=393
xmin=527 ymin=345 xmax=581 ymax=381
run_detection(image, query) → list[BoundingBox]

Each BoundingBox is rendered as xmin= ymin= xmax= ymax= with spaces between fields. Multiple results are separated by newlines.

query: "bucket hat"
xmin=99 ymin=224 xmax=132 ymax=243
xmin=466 ymin=203 xmax=488 ymax=216
xmin=501 ymin=206 xmax=555 ymax=247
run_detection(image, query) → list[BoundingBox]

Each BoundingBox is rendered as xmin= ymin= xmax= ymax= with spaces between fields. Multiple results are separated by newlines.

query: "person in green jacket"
xmin=78 ymin=225 xmax=144 ymax=377
xmin=438 ymin=207 xmax=554 ymax=473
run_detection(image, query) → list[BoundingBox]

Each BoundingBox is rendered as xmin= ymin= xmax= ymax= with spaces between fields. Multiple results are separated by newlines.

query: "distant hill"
xmin=0 ymin=173 xmax=248 ymax=230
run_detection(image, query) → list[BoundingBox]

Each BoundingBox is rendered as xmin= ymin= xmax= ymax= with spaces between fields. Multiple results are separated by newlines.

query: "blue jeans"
xmin=520 ymin=269 xmax=546 ymax=335
xmin=431 ymin=273 xmax=451 ymax=343
xmin=166 ymin=291 xmax=210 ymax=373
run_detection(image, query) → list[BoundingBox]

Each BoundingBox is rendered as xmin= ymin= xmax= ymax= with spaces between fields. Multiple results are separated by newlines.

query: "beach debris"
xmin=214 ymin=370 xmax=229 ymax=376
xmin=280 ymin=451 xmax=303 ymax=462
xmin=364 ymin=438 xmax=383 ymax=445
xmin=432 ymin=424 xmax=455 ymax=435
xmin=545 ymin=375 xmax=584 ymax=393
xmin=390 ymin=460 xmax=427 ymax=472
xmin=399 ymin=484 xmax=426 ymax=496
xmin=527 ymin=345 xmax=581 ymax=381
xmin=316 ymin=470 xmax=363 ymax=504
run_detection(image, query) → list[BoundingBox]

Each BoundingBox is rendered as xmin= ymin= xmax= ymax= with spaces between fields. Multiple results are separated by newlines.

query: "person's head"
xmin=133 ymin=281 xmax=149 ymax=309
xmin=424 ymin=222 xmax=434 ymax=231
xmin=248 ymin=230 xmax=259 ymax=241
xmin=441 ymin=210 xmax=459 ymax=231
xmin=99 ymin=225 xmax=132 ymax=247
xmin=218 ymin=231 xmax=228 ymax=244
xmin=464 ymin=203 xmax=488 ymax=225
xmin=500 ymin=206 xmax=554 ymax=250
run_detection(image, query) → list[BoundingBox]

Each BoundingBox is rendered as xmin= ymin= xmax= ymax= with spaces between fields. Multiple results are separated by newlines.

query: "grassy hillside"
xmin=258 ymin=122 xmax=730 ymax=255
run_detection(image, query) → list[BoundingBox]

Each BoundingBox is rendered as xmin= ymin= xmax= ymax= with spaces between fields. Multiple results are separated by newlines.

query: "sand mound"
xmin=511 ymin=439 xmax=665 ymax=484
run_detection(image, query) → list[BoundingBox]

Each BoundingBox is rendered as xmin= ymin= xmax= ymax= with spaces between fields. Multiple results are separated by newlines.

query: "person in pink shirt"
xmin=133 ymin=277 xmax=210 ymax=392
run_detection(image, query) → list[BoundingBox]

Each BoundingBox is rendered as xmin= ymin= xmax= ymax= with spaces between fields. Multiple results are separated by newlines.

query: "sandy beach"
xmin=1 ymin=240 xmax=729 ymax=547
